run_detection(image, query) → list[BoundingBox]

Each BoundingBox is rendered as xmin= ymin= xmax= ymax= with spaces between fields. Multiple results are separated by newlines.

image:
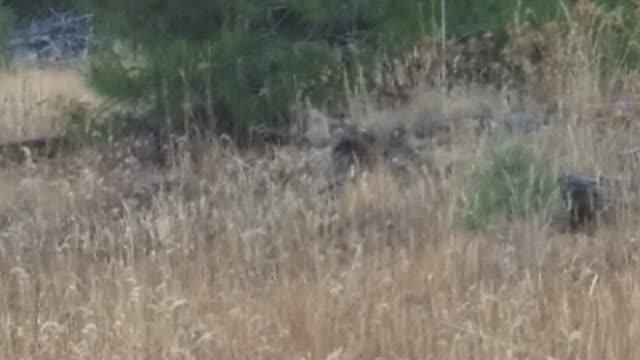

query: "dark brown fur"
xmin=331 ymin=129 xmax=377 ymax=172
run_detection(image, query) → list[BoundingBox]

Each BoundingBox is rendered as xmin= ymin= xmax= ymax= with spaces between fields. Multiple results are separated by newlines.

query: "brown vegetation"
xmin=0 ymin=65 xmax=99 ymax=142
xmin=2 ymin=2 xmax=640 ymax=358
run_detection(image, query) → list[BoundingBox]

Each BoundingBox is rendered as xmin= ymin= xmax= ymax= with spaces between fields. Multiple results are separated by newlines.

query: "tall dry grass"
xmin=2 ymin=1 xmax=640 ymax=359
xmin=0 ymin=65 xmax=99 ymax=143
xmin=1 ymin=119 xmax=640 ymax=359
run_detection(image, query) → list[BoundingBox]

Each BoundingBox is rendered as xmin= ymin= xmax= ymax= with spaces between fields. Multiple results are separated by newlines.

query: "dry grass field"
xmin=0 ymin=65 xmax=99 ymax=143
xmin=3 ymin=3 xmax=640 ymax=359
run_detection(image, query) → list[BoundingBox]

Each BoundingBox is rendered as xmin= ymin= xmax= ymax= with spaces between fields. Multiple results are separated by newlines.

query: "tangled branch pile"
xmin=9 ymin=8 xmax=94 ymax=64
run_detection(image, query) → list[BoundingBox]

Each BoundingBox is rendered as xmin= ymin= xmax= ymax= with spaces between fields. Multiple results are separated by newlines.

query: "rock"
xmin=295 ymin=107 xmax=351 ymax=148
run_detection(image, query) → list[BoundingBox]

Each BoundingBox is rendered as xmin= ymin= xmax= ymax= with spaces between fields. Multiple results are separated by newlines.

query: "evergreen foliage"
xmin=64 ymin=0 xmax=633 ymax=141
xmin=67 ymin=1 xmax=437 ymax=141
xmin=2 ymin=0 xmax=74 ymax=18
xmin=3 ymin=0 xmax=633 ymax=143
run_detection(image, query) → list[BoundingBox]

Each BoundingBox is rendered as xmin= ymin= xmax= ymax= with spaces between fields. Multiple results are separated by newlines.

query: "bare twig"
xmin=9 ymin=8 xmax=95 ymax=65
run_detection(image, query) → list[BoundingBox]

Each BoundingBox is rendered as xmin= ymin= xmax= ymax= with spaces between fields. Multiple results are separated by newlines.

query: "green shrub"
xmin=60 ymin=98 xmax=114 ymax=146
xmin=2 ymin=0 xmax=73 ymax=18
xmin=71 ymin=0 xmax=570 ymax=143
xmin=0 ymin=3 xmax=14 ymax=62
xmin=70 ymin=0 xmax=434 ymax=142
xmin=69 ymin=0 xmax=636 ymax=144
xmin=461 ymin=142 xmax=559 ymax=230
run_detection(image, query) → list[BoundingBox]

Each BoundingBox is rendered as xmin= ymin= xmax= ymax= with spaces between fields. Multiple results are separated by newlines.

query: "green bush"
xmin=73 ymin=0 xmax=444 ymax=142
xmin=70 ymin=0 xmax=563 ymax=143
xmin=2 ymin=0 xmax=73 ymax=18
xmin=461 ymin=142 xmax=559 ymax=230
xmin=0 ymin=2 xmax=14 ymax=62
xmin=68 ymin=0 xmax=635 ymax=143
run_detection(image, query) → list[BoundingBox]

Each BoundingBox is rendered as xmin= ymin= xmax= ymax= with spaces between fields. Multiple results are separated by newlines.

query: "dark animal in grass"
xmin=557 ymin=174 xmax=621 ymax=231
xmin=331 ymin=128 xmax=377 ymax=173
xmin=319 ymin=128 xmax=378 ymax=194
